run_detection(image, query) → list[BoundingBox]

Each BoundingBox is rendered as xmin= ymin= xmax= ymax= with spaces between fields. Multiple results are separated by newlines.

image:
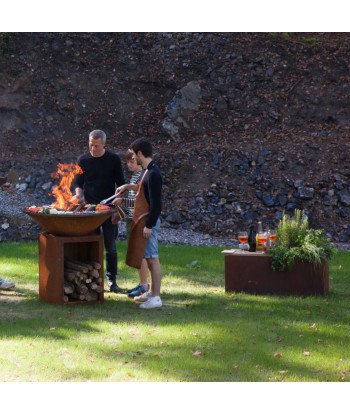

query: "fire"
xmin=50 ymin=163 xmax=82 ymax=210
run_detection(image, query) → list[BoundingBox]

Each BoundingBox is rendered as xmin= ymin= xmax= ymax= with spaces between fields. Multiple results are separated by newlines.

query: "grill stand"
xmin=39 ymin=232 xmax=104 ymax=304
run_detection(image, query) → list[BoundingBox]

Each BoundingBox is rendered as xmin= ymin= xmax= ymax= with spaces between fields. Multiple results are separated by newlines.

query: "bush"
xmin=268 ymin=210 xmax=335 ymax=271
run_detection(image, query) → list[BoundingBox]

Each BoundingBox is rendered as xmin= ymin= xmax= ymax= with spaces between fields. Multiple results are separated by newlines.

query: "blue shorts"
xmin=144 ymin=219 xmax=161 ymax=259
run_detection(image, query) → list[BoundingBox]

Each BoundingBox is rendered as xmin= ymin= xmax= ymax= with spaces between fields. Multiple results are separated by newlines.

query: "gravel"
xmin=1 ymin=187 xmax=237 ymax=247
xmin=1 ymin=187 xmax=349 ymax=250
xmin=118 ymin=221 xmax=237 ymax=248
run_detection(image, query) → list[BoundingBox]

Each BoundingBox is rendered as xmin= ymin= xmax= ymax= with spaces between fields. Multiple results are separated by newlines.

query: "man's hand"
xmin=71 ymin=188 xmax=84 ymax=204
xmin=143 ymin=226 xmax=152 ymax=239
xmin=70 ymin=195 xmax=84 ymax=205
xmin=115 ymin=184 xmax=128 ymax=197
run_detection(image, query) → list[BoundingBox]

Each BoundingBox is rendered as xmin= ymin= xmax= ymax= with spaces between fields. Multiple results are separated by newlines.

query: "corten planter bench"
xmin=222 ymin=250 xmax=329 ymax=296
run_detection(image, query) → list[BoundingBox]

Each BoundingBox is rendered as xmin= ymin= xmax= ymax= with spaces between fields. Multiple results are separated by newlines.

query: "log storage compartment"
xmin=39 ymin=233 xmax=104 ymax=304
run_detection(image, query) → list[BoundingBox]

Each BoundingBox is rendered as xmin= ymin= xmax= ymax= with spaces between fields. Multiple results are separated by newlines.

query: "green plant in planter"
xmin=268 ymin=209 xmax=335 ymax=271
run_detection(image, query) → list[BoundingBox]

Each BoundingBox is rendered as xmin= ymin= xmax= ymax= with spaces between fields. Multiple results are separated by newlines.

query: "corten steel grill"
xmin=26 ymin=211 xmax=112 ymax=305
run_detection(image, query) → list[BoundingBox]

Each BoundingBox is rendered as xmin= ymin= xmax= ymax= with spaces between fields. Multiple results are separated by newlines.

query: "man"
xmin=114 ymin=138 xmax=163 ymax=309
xmin=73 ymin=129 xmax=125 ymax=293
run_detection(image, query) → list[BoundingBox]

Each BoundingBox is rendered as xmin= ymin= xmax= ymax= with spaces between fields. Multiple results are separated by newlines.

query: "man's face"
xmin=89 ymin=138 xmax=105 ymax=157
xmin=130 ymin=149 xmax=142 ymax=166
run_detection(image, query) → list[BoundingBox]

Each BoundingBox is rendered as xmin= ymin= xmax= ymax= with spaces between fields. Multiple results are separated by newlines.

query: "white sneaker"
xmin=134 ymin=290 xmax=152 ymax=302
xmin=0 ymin=278 xmax=15 ymax=290
xmin=139 ymin=296 xmax=162 ymax=309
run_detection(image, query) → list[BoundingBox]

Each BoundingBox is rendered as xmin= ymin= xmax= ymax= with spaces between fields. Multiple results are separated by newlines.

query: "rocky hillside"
xmin=1 ymin=32 xmax=350 ymax=242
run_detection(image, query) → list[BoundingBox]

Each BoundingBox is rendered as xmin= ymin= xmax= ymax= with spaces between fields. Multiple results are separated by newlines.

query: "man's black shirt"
xmin=143 ymin=160 xmax=162 ymax=228
xmin=75 ymin=151 xmax=125 ymax=204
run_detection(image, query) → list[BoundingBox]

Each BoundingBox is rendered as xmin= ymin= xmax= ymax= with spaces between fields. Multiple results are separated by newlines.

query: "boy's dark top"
xmin=75 ymin=151 xmax=125 ymax=203
xmin=142 ymin=161 xmax=162 ymax=229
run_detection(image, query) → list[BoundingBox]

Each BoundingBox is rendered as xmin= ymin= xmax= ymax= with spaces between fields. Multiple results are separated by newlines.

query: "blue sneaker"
xmin=128 ymin=284 xmax=148 ymax=298
xmin=127 ymin=283 xmax=142 ymax=294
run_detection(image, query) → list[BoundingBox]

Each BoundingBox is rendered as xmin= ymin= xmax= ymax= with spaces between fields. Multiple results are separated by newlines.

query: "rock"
xmin=16 ymin=183 xmax=28 ymax=192
xmin=338 ymin=189 xmax=350 ymax=206
xmin=298 ymin=186 xmax=315 ymax=200
xmin=161 ymin=119 xmax=180 ymax=141
xmin=164 ymin=81 xmax=201 ymax=129
xmin=165 ymin=211 xmax=186 ymax=224
xmin=262 ymin=194 xmax=275 ymax=206
xmin=41 ymin=182 xmax=52 ymax=191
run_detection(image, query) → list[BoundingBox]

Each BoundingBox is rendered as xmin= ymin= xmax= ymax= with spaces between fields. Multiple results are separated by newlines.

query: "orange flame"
xmin=50 ymin=163 xmax=82 ymax=210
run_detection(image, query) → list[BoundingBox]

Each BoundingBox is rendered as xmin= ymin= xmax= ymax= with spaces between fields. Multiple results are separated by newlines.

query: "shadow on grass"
xmin=1 ymin=283 xmax=349 ymax=381
xmin=1 ymin=242 xmax=350 ymax=381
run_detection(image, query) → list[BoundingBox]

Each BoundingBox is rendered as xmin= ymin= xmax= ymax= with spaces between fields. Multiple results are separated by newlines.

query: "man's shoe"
xmin=128 ymin=284 xmax=149 ymax=298
xmin=127 ymin=283 xmax=141 ymax=294
xmin=109 ymin=284 xmax=121 ymax=293
xmin=134 ymin=290 xmax=152 ymax=303
xmin=0 ymin=278 xmax=15 ymax=290
xmin=139 ymin=296 xmax=162 ymax=309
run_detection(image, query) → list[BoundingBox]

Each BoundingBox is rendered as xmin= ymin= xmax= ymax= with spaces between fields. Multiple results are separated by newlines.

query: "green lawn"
xmin=0 ymin=240 xmax=350 ymax=383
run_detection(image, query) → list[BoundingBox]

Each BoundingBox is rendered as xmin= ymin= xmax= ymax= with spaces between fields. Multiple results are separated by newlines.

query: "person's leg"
xmin=128 ymin=259 xmax=149 ymax=297
xmin=139 ymin=259 xmax=149 ymax=286
xmin=101 ymin=217 xmax=119 ymax=290
xmin=146 ymin=257 xmax=161 ymax=296
xmin=143 ymin=218 xmax=161 ymax=295
xmin=139 ymin=219 xmax=162 ymax=309
xmin=126 ymin=219 xmax=149 ymax=295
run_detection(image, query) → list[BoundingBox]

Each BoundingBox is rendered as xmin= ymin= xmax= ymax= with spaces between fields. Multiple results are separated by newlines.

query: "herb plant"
xmin=269 ymin=210 xmax=335 ymax=271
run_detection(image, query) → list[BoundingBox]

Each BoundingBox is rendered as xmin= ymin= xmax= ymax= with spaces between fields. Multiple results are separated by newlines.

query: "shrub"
xmin=269 ymin=209 xmax=335 ymax=271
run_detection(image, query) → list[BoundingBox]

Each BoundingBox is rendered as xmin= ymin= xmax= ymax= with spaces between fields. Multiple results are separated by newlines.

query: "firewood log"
xmin=76 ymin=284 xmax=88 ymax=295
xmin=84 ymin=260 xmax=101 ymax=270
xmin=88 ymin=269 xmax=99 ymax=278
xmin=64 ymin=268 xmax=82 ymax=277
xmin=64 ymin=282 xmax=75 ymax=294
xmin=85 ymin=290 xmax=99 ymax=301
xmin=67 ymin=258 xmax=94 ymax=271
xmin=64 ymin=260 xmax=88 ymax=273
xmin=64 ymin=271 xmax=77 ymax=281
xmin=89 ymin=282 xmax=98 ymax=290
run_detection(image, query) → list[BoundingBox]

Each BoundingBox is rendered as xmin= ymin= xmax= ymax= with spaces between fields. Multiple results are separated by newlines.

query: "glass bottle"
xmin=256 ymin=221 xmax=264 ymax=251
xmin=248 ymin=224 xmax=256 ymax=252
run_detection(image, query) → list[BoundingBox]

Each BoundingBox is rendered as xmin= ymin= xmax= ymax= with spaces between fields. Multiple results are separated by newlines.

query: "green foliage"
xmin=269 ymin=210 xmax=335 ymax=271
xmin=282 ymin=32 xmax=293 ymax=40
xmin=275 ymin=208 xmax=309 ymax=247
xmin=302 ymin=36 xmax=318 ymax=46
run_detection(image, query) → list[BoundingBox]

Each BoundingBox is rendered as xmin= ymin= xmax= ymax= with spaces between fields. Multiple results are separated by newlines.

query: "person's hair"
xmin=89 ymin=129 xmax=106 ymax=144
xmin=129 ymin=138 xmax=153 ymax=158
xmin=124 ymin=150 xmax=134 ymax=161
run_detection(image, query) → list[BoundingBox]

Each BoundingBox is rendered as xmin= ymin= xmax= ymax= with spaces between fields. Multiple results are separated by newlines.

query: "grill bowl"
xmin=25 ymin=210 xmax=113 ymax=236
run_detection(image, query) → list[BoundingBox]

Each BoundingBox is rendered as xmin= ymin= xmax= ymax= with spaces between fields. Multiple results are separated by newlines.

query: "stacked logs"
xmin=63 ymin=258 xmax=103 ymax=303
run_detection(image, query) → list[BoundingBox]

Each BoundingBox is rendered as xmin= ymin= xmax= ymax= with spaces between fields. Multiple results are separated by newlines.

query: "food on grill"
xmin=25 ymin=204 xmax=114 ymax=215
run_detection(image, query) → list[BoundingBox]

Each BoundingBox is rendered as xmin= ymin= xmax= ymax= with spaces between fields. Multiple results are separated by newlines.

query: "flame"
xmin=50 ymin=163 xmax=82 ymax=209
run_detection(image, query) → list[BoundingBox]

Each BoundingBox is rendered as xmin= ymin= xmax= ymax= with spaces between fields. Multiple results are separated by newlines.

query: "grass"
xmin=1 ymin=240 xmax=350 ymax=382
